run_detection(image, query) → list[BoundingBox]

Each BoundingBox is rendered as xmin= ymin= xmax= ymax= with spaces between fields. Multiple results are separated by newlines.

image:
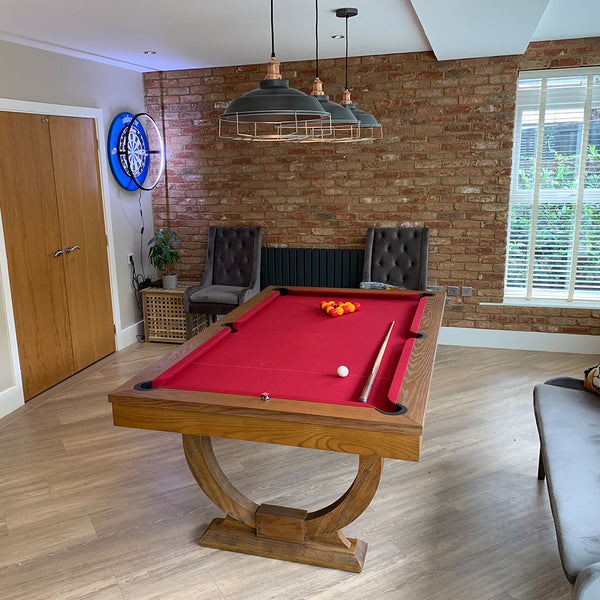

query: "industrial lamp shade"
xmin=220 ymin=79 xmax=328 ymax=123
xmin=340 ymin=90 xmax=383 ymax=140
xmin=219 ymin=57 xmax=330 ymax=140
xmin=317 ymin=96 xmax=355 ymax=123
xmin=289 ymin=78 xmax=360 ymax=142
xmin=343 ymin=103 xmax=381 ymax=127
xmin=312 ymin=78 xmax=358 ymax=126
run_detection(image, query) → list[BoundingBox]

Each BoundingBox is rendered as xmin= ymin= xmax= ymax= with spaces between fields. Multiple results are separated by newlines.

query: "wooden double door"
xmin=0 ymin=111 xmax=115 ymax=400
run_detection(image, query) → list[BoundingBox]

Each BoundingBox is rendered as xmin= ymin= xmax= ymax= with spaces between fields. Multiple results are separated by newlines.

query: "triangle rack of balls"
xmin=320 ymin=300 xmax=362 ymax=318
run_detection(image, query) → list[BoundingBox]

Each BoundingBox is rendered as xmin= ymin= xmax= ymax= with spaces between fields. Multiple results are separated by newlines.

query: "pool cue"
xmin=358 ymin=321 xmax=395 ymax=403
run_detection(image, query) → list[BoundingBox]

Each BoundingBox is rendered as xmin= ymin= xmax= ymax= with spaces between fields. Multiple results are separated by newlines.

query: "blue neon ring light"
xmin=107 ymin=112 xmax=151 ymax=191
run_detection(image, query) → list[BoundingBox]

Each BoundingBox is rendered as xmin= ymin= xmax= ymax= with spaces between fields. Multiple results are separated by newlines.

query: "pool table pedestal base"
xmin=199 ymin=516 xmax=368 ymax=572
xmin=183 ymin=434 xmax=383 ymax=572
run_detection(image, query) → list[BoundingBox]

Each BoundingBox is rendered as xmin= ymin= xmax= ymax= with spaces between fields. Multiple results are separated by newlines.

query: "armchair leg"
xmin=185 ymin=313 xmax=194 ymax=340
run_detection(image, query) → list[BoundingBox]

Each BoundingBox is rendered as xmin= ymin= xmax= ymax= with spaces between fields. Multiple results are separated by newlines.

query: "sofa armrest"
xmin=544 ymin=376 xmax=586 ymax=390
xmin=575 ymin=563 xmax=600 ymax=599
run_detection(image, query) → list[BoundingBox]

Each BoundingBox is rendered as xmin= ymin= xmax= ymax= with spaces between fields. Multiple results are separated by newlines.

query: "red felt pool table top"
xmin=153 ymin=287 xmax=427 ymax=413
xmin=109 ymin=286 xmax=445 ymax=460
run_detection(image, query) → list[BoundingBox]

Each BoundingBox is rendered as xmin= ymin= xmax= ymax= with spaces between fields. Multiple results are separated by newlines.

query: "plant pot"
xmin=162 ymin=274 xmax=178 ymax=290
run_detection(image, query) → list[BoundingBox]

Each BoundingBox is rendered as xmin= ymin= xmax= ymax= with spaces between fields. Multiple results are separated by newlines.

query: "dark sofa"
xmin=534 ymin=377 xmax=600 ymax=599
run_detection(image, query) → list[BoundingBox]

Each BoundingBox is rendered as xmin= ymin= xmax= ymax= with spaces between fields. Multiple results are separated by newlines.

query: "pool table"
xmin=109 ymin=286 xmax=445 ymax=572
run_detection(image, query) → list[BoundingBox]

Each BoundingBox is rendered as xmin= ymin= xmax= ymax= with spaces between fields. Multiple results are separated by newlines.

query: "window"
xmin=504 ymin=68 xmax=600 ymax=303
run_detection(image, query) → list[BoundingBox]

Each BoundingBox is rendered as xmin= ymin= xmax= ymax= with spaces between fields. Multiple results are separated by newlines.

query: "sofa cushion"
xmin=534 ymin=379 xmax=600 ymax=583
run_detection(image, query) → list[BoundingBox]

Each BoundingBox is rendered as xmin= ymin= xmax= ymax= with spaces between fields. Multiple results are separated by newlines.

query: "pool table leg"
xmin=182 ymin=434 xmax=384 ymax=572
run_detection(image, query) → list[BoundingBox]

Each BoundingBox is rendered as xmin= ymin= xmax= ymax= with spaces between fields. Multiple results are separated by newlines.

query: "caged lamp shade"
xmin=289 ymin=77 xmax=360 ymax=142
xmin=220 ymin=62 xmax=329 ymax=124
xmin=219 ymin=58 xmax=330 ymax=140
xmin=219 ymin=0 xmax=330 ymax=140
xmin=342 ymin=90 xmax=382 ymax=127
xmin=310 ymin=77 xmax=358 ymax=126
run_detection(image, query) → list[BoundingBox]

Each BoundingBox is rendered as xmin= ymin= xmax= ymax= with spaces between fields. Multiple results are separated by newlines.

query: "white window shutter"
xmin=505 ymin=68 xmax=600 ymax=302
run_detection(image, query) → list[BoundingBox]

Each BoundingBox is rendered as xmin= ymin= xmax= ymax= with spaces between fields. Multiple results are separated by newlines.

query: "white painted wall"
xmin=0 ymin=40 xmax=155 ymax=418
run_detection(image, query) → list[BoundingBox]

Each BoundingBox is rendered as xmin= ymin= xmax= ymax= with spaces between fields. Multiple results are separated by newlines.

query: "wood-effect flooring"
xmin=0 ymin=341 xmax=592 ymax=600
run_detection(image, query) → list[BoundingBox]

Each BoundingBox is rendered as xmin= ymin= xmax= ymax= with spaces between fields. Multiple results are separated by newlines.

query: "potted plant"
xmin=148 ymin=229 xmax=182 ymax=289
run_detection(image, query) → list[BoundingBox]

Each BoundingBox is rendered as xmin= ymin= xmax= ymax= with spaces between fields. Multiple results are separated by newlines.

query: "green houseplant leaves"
xmin=148 ymin=229 xmax=181 ymax=274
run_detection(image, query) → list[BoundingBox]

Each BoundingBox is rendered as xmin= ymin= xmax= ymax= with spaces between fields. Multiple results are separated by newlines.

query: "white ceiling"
xmin=0 ymin=0 xmax=599 ymax=73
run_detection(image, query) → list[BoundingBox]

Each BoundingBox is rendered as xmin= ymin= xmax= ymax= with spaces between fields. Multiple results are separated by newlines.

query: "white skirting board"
xmin=117 ymin=321 xmax=145 ymax=350
xmin=116 ymin=321 xmax=598 ymax=355
xmin=0 ymin=385 xmax=23 ymax=419
xmin=439 ymin=326 xmax=600 ymax=355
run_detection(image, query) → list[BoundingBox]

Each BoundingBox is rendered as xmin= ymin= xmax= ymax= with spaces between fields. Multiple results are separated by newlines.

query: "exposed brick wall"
xmin=143 ymin=37 xmax=600 ymax=335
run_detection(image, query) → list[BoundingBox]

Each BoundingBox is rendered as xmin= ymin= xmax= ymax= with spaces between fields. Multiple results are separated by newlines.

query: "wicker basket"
xmin=142 ymin=283 xmax=208 ymax=343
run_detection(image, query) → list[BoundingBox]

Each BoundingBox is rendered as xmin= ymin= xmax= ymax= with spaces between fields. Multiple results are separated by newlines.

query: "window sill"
xmin=485 ymin=299 xmax=600 ymax=310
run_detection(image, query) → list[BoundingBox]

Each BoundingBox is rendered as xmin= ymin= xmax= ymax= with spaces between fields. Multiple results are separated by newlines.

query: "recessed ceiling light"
xmin=144 ymin=50 xmax=156 ymax=55
xmin=332 ymin=34 xmax=344 ymax=39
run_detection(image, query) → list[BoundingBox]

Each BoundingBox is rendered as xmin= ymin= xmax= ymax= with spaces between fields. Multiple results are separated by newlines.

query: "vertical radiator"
xmin=260 ymin=248 xmax=365 ymax=289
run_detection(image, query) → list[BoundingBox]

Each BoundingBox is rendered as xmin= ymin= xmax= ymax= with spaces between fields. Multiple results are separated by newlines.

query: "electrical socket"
xmin=462 ymin=286 xmax=473 ymax=297
xmin=427 ymin=285 xmax=443 ymax=292
xmin=444 ymin=298 xmax=452 ymax=308
xmin=447 ymin=286 xmax=459 ymax=297
xmin=127 ymin=253 xmax=134 ymax=266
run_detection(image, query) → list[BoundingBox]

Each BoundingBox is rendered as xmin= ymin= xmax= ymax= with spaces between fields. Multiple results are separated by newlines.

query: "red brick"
xmin=144 ymin=38 xmax=600 ymax=336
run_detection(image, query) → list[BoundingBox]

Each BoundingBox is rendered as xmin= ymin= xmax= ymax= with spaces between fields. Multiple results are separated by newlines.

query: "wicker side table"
xmin=142 ymin=283 xmax=208 ymax=343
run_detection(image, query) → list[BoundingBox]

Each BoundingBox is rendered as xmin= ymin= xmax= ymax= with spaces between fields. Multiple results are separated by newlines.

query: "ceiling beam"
xmin=410 ymin=0 xmax=551 ymax=60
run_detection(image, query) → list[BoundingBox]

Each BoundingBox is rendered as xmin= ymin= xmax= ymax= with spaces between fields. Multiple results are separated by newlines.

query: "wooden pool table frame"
xmin=109 ymin=286 xmax=445 ymax=572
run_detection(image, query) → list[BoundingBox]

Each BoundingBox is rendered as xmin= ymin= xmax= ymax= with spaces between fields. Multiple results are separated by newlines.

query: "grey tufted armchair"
xmin=361 ymin=227 xmax=429 ymax=291
xmin=184 ymin=226 xmax=263 ymax=324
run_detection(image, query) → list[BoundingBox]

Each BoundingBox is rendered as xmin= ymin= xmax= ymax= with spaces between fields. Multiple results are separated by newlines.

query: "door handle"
xmin=54 ymin=249 xmax=64 ymax=257
xmin=65 ymin=245 xmax=81 ymax=254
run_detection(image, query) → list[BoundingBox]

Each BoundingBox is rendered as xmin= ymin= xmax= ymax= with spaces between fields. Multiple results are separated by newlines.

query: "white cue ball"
xmin=337 ymin=365 xmax=349 ymax=378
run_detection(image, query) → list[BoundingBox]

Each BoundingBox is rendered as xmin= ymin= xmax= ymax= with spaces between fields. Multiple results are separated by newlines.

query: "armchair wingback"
xmin=184 ymin=226 xmax=262 ymax=318
xmin=362 ymin=227 xmax=429 ymax=291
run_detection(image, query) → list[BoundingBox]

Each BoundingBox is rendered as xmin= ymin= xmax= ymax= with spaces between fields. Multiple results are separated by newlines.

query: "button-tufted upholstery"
xmin=184 ymin=226 xmax=262 ymax=318
xmin=361 ymin=227 xmax=429 ymax=291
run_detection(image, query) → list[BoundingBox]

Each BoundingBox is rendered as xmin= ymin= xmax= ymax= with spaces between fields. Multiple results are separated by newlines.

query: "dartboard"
xmin=107 ymin=112 xmax=164 ymax=191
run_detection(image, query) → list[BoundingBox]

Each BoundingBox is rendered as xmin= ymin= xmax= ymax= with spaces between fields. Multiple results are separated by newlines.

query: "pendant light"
xmin=336 ymin=8 xmax=383 ymax=141
xmin=219 ymin=0 xmax=330 ymax=141
xmin=302 ymin=0 xmax=359 ymax=142
xmin=278 ymin=0 xmax=359 ymax=142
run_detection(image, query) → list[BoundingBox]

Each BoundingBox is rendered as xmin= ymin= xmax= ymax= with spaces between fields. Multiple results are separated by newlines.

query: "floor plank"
xmin=0 ymin=342 xmax=592 ymax=599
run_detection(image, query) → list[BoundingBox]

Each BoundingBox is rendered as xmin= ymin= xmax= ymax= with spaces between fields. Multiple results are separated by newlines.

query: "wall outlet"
xmin=127 ymin=253 xmax=134 ymax=266
xmin=444 ymin=298 xmax=452 ymax=308
xmin=427 ymin=285 xmax=443 ymax=292
xmin=462 ymin=286 xmax=473 ymax=297
xmin=447 ymin=286 xmax=459 ymax=296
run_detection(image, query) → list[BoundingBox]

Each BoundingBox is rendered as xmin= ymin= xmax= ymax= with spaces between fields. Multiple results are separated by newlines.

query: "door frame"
xmin=0 ymin=98 xmax=121 ymax=412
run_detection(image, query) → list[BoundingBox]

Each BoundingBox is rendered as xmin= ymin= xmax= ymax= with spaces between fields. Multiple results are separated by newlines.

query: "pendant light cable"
xmin=298 ymin=0 xmax=359 ymax=142
xmin=344 ymin=13 xmax=349 ymax=91
xmin=315 ymin=0 xmax=319 ymax=78
xmin=335 ymin=7 xmax=383 ymax=140
xmin=270 ymin=0 xmax=275 ymax=58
